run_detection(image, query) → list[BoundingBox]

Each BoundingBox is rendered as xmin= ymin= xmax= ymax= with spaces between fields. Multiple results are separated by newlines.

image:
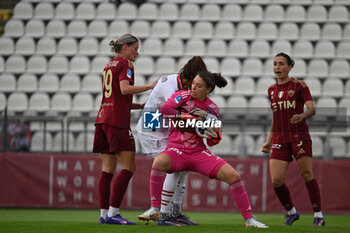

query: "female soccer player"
xmin=93 ymin=33 xmax=158 ymax=225
xmin=261 ymin=52 xmax=325 ymax=226
xmin=136 ymin=56 xmax=207 ymax=225
xmin=150 ymin=71 xmax=268 ymax=228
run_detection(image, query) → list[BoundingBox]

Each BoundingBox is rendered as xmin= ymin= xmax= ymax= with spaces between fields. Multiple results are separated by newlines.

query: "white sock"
xmin=314 ymin=211 xmax=323 ymax=218
xmin=107 ymin=206 xmax=120 ymax=217
xmin=161 ymin=173 xmax=177 ymax=215
xmin=100 ymin=209 xmax=108 ymax=218
xmin=288 ymin=207 xmax=297 ymax=215
xmin=172 ymin=171 xmax=187 ymax=211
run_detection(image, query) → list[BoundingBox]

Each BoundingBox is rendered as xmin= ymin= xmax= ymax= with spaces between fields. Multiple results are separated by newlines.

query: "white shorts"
xmin=137 ymin=131 xmax=169 ymax=157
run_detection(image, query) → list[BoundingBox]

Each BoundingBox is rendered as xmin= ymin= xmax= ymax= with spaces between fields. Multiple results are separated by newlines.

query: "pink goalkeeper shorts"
xmin=162 ymin=146 xmax=227 ymax=179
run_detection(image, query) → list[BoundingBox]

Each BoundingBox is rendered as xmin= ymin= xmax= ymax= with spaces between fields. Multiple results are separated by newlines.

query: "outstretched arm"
xmin=120 ymin=79 xmax=156 ymax=95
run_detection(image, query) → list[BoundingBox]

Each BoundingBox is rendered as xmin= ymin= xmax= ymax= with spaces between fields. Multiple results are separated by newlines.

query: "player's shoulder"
xmin=172 ymin=89 xmax=191 ymax=99
xmin=117 ymin=56 xmax=133 ymax=68
xmin=175 ymin=89 xmax=191 ymax=97
xmin=158 ymin=74 xmax=177 ymax=86
xmin=104 ymin=57 xmax=118 ymax=69
xmin=291 ymin=77 xmax=308 ymax=88
xmin=155 ymin=74 xmax=178 ymax=92
xmin=169 ymin=89 xmax=191 ymax=104
xmin=207 ymin=98 xmax=220 ymax=117
xmin=105 ymin=56 xmax=131 ymax=70
xmin=268 ymin=82 xmax=278 ymax=91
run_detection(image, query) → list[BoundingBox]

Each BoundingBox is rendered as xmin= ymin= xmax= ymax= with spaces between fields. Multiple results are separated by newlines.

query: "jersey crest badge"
xmin=161 ymin=75 xmax=167 ymax=82
xmin=175 ymin=95 xmax=182 ymax=103
xmin=288 ymin=90 xmax=294 ymax=97
xmin=127 ymin=69 xmax=132 ymax=79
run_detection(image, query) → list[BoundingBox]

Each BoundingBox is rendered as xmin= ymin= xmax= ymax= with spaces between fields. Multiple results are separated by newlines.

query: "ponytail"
xmin=109 ymin=33 xmax=138 ymax=54
xmin=197 ymin=71 xmax=227 ymax=93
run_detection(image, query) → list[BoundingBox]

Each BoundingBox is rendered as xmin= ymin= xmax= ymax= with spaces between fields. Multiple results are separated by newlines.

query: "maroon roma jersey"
xmin=95 ymin=56 xmax=134 ymax=129
xmin=268 ymin=78 xmax=313 ymax=144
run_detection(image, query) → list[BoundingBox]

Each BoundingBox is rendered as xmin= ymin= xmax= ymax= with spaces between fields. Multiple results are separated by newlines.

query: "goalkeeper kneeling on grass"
xmin=149 ymin=71 xmax=269 ymax=228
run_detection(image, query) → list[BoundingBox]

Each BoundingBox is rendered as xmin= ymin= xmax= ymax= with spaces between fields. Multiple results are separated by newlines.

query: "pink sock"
xmin=150 ymin=168 xmax=166 ymax=209
xmin=230 ymin=180 xmax=253 ymax=221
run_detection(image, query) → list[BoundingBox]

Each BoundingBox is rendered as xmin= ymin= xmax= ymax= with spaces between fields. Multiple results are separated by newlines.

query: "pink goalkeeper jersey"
xmin=160 ymin=90 xmax=220 ymax=149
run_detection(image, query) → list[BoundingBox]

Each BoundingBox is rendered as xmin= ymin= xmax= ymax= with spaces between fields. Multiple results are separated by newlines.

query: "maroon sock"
xmin=274 ymin=183 xmax=294 ymax=211
xmin=98 ymin=171 xmax=113 ymax=209
xmin=305 ymin=178 xmax=322 ymax=212
xmin=110 ymin=169 xmax=134 ymax=208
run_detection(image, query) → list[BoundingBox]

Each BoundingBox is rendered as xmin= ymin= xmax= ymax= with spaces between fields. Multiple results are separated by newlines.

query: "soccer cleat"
xmin=99 ymin=217 xmax=106 ymax=224
xmin=175 ymin=214 xmax=199 ymax=225
xmin=105 ymin=214 xmax=136 ymax=225
xmin=157 ymin=213 xmax=185 ymax=226
xmin=284 ymin=212 xmax=300 ymax=225
xmin=245 ymin=217 xmax=269 ymax=228
xmin=313 ymin=217 xmax=325 ymax=226
xmin=138 ymin=208 xmax=160 ymax=222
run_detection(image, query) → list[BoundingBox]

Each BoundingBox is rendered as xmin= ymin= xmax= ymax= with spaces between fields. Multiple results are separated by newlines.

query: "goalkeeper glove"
xmin=189 ymin=107 xmax=208 ymax=119
xmin=203 ymin=128 xmax=222 ymax=144
xmin=177 ymin=107 xmax=208 ymax=120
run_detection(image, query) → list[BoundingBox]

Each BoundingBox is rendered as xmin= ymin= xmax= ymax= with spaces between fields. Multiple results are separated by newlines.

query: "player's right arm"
xmin=160 ymin=91 xmax=188 ymax=117
xmin=120 ymin=79 xmax=157 ymax=95
xmin=159 ymin=91 xmax=198 ymax=132
xmin=116 ymin=58 xmax=158 ymax=95
xmin=261 ymin=119 xmax=273 ymax=153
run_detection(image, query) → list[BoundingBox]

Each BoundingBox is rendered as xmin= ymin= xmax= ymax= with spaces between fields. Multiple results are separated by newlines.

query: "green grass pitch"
xmin=0 ymin=209 xmax=349 ymax=233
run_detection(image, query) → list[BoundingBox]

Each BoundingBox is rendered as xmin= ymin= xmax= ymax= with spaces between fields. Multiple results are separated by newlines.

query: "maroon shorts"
xmin=93 ymin=124 xmax=135 ymax=154
xmin=270 ymin=140 xmax=312 ymax=162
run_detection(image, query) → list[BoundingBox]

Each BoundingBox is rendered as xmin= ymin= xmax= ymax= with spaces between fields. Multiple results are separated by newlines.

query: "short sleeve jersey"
xmin=95 ymin=56 xmax=134 ymax=129
xmin=268 ymin=78 xmax=313 ymax=144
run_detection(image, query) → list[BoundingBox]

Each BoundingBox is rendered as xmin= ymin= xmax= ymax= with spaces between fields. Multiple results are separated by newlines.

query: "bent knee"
xmin=300 ymin=171 xmax=314 ymax=182
xmin=218 ymin=165 xmax=241 ymax=184
xmin=152 ymin=154 xmax=171 ymax=171
xmin=227 ymin=172 xmax=241 ymax=184
xmin=152 ymin=158 xmax=163 ymax=169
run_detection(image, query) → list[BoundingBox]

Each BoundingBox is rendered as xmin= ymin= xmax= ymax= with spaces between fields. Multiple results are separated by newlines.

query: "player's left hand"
xmin=290 ymin=114 xmax=303 ymax=124
xmin=261 ymin=142 xmax=271 ymax=153
xmin=189 ymin=107 xmax=208 ymax=119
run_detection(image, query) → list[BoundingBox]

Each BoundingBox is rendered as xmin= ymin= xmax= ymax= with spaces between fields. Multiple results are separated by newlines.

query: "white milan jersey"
xmin=136 ymin=74 xmax=180 ymax=155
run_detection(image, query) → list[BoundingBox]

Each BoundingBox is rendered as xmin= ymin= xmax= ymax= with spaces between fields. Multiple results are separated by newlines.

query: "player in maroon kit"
xmin=93 ymin=34 xmax=158 ymax=225
xmin=261 ymin=53 xmax=325 ymax=226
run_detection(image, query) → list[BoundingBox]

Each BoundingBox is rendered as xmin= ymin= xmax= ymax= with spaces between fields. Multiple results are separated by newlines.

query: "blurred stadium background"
xmin=0 ymin=0 xmax=349 ymax=215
